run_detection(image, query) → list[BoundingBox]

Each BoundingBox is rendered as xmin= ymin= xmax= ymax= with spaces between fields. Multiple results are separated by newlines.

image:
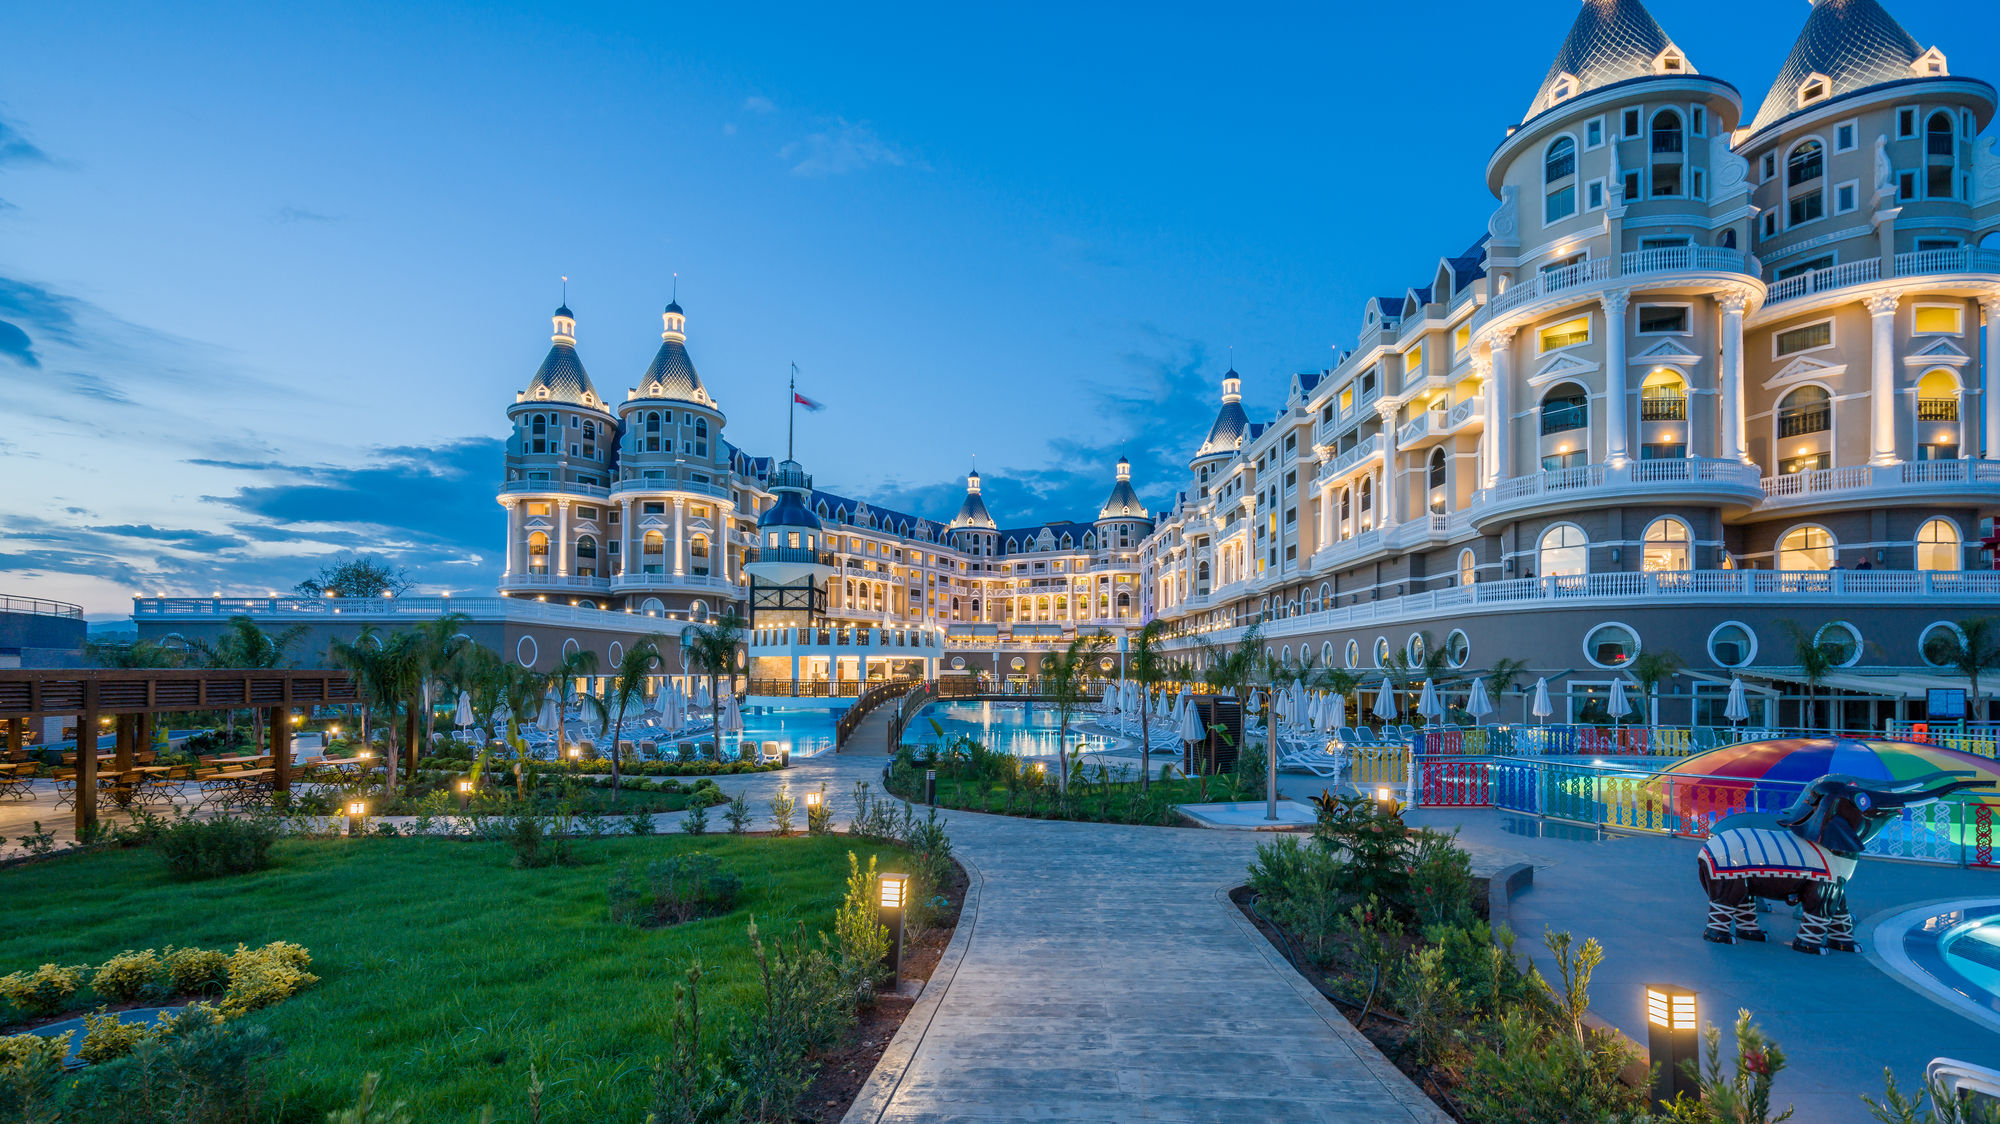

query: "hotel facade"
xmin=134 ymin=0 xmax=2000 ymax=723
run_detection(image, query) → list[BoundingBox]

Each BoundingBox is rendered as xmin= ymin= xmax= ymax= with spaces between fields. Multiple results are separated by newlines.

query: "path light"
xmin=877 ymin=873 xmax=909 ymax=986
xmin=346 ymin=800 xmax=367 ymax=837
xmin=456 ymin=778 xmax=473 ymax=813
xmin=1375 ymin=785 xmax=1399 ymax=817
xmin=926 ymin=768 xmax=937 ymax=806
xmin=567 ymin=746 xmax=581 ymax=760
xmin=804 ymin=790 xmax=822 ymax=813
xmin=1645 ymin=984 xmax=1700 ymax=1109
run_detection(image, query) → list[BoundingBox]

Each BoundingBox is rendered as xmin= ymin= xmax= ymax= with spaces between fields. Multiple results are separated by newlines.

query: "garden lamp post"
xmin=456 ymin=778 xmax=473 ymax=814
xmin=804 ymin=789 xmax=821 ymax=816
xmin=877 ymin=873 xmax=909 ymax=986
xmin=1375 ymin=786 xmax=1399 ymax=819
xmin=346 ymin=799 xmax=367 ymax=837
xmin=1645 ymin=983 xmax=1700 ymax=1109
xmin=925 ymin=768 xmax=937 ymax=807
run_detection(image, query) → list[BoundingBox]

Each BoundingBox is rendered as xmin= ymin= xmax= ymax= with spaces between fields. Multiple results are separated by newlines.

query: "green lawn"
xmin=888 ymin=768 xmax=1257 ymax=824
xmin=0 ymin=834 xmax=909 ymax=1122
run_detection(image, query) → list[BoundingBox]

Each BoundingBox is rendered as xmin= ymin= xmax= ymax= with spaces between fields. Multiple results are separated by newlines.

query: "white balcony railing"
xmin=1315 ymin=433 xmax=1384 ymax=486
xmin=1761 ymin=459 xmax=2000 ymax=502
xmin=1473 ymin=457 xmax=1763 ymax=510
xmin=1482 ymin=248 xmax=1751 ymax=324
xmin=500 ymin=479 xmax=611 ymax=499
xmin=500 ymin=573 xmax=611 ymax=590
xmin=1765 ymin=248 xmax=2000 ymax=305
xmin=132 ymin=594 xmax=691 ymax=627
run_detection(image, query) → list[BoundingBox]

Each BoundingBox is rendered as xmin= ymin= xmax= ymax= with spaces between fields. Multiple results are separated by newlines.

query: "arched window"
xmin=1777 ymin=385 xmax=1831 ymax=437
xmin=1778 ymin=525 xmax=1835 ymax=571
xmin=641 ymin=530 xmax=665 ymax=574
xmin=1545 ymin=137 xmax=1577 ymax=223
xmin=689 ymin=599 xmax=709 ymax=623
xmin=1541 ymin=383 xmax=1588 ymax=435
xmin=639 ymin=597 xmax=664 ymax=616
xmin=1427 ymin=448 xmax=1447 ymax=512
xmin=1196 ymin=560 xmax=1210 ymax=586
xmin=1538 ymin=524 xmax=1588 ymax=577
xmin=688 ymin=534 xmax=710 ymax=575
xmin=1642 ymin=517 xmax=1692 ymax=572
xmin=531 ymin=415 xmax=547 ymax=435
xmin=575 ymin=534 xmax=598 ymax=577
xmin=645 ymin=411 xmax=661 ymax=451
xmin=1359 ymin=477 xmax=1373 ymax=518
xmin=1640 ymin=368 xmax=1688 ymax=421
xmin=1786 ymin=140 xmax=1825 ymax=226
xmin=1917 ymin=518 xmax=1961 ymax=572
xmin=1651 ymin=109 xmax=1683 ymax=155
xmin=1928 ymin=111 xmax=1957 ymax=198
xmin=1787 ymin=139 xmax=1823 ymax=187
xmin=1917 ymin=370 xmax=1960 ymax=458
xmin=1458 ymin=548 xmax=1476 ymax=586
xmin=1339 ymin=487 xmax=1352 ymax=536
xmin=527 ymin=531 xmax=549 ymax=575
xmin=692 ymin=417 xmax=709 ymax=456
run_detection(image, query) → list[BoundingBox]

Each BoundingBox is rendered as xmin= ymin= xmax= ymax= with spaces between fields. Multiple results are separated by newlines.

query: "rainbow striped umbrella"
xmin=1653 ymin=738 xmax=2000 ymax=828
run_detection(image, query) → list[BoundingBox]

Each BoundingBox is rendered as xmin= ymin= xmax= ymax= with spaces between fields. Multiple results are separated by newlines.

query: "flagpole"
xmin=787 ymin=363 xmax=796 ymax=461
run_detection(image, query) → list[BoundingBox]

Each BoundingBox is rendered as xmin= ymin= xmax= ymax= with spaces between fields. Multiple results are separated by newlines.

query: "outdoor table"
xmin=211 ymin=755 xmax=268 ymax=767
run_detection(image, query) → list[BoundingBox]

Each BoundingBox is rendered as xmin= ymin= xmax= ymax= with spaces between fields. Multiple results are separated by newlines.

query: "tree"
xmin=681 ymin=611 xmax=747 ymax=751
xmin=1779 ymin=620 xmax=1842 ymax=733
xmin=1195 ymin=621 xmax=1265 ymax=702
xmin=86 ymin=637 xmax=186 ymax=669
xmin=584 ymin=637 xmax=664 ymax=802
xmin=1045 ymin=632 xmax=1112 ymax=796
xmin=330 ymin=627 xmax=424 ymax=792
xmin=411 ymin=612 xmax=472 ymax=758
xmin=1922 ymin=618 xmax=2000 ymax=721
xmin=1625 ymin=649 xmax=1684 ymax=729
xmin=1127 ymin=620 xmax=1171 ymax=793
xmin=546 ymin=647 xmax=601 ymax=763
xmin=294 ymin=556 xmax=415 ymax=600
xmin=193 ymin=615 xmax=307 ymax=749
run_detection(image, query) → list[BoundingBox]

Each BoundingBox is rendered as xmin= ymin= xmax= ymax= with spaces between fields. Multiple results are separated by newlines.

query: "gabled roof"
xmin=1746 ymin=0 xmax=1925 ymax=136
xmin=1524 ymin=0 xmax=1681 ymax=124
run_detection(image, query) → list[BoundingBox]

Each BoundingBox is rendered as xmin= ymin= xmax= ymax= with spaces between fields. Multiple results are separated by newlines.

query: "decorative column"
xmin=672 ymin=498 xmax=686 ymax=576
xmin=1984 ymin=299 xmax=2000 ymax=459
xmin=501 ymin=501 xmax=517 ymax=578
xmin=1718 ymin=294 xmax=1749 ymax=463
xmin=1866 ymin=294 xmax=1901 ymax=465
xmin=1378 ymin=404 xmax=1401 ymax=526
xmin=1490 ymin=335 xmax=1514 ymax=480
xmin=555 ymin=499 xmax=570 ymax=577
xmin=1602 ymin=289 xmax=1632 ymax=465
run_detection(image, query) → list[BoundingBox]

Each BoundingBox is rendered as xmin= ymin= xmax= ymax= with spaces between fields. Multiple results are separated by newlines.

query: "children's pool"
xmin=1875 ymin=899 xmax=2000 ymax=1033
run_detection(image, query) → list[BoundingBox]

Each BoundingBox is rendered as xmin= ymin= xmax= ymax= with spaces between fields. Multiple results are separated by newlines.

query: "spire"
xmin=1195 ymin=368 xmax=1250 ymax=462
xmin=949 ymin=467 xmax=997 ymax=530
xmin=1523 ymin=0 xmax=1688 ymax=124
xmin=637 ymin=297 xmax=708 ymax=404
xmin=520 ymin=303 xmax=602 ymax=407
xmin=1098 ymin=456 xmax=1148 ymax=521
xmin=1747 ymin=0 xmax=1929 ymax=136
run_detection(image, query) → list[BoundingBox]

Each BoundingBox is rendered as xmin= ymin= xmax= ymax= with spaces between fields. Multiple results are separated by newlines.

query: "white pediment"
xmin=1762 ymin=353 xmax=1847 ymax=391
xmin=1631 ymin=338 xmax=1701 ymax=365
xmin=1905 ymin=336 xmax=1971 ymax=368
xmin=1035 ymin=528 xmax=1057 ymax=550
xmin=1528 ymin=351 xmax=1599 ymax=388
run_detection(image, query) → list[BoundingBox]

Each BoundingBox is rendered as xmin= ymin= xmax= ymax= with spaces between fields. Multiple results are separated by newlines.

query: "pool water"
xmin=1879 ymin=900 xmax=2000 ymax=1032
xmin=738 ymin=706 xmax=842 ymax=758
xmin=916 ymin=701 xmax=1122 ymax=760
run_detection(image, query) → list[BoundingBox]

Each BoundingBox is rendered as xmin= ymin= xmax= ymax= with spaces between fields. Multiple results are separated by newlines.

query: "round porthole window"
xmin=1010 ymin=656 xmax=1026 ymax=671
xmin=951 ymin=656 xmax=967 ymax=670
xmin=1707 ymin=621 xmax=1756 ymax=668
xmin=608 ymin=641 xmax=624 ymax=665
xmin=1407 ymin=633 xmax=1426 ymax=666
xmin=1345 ymin=639 xmax=1361 ymax=669
xmin=1099 ymin=656 xmax=1115 ymax=672
xmin=1583 ymin=622 xmax=1640 ymax=668
xmin=562 ymin=637 xmax=580 ymax=658
xmin=1920 ymin=622 xmax=1964 ymax=668
xmin=516 ymin=635 xmax=538 ymax=668
xmin=1444 ymin=630 xmax=1470 ymax=669
xmin=1373 ymin=636 xmax=1391 ymax=668
xmin=1815 ymin=621 xmax=1862 ymax=668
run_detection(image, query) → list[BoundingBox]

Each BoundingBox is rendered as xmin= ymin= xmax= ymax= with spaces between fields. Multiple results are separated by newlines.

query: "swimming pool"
xmin=1874 ymin=900 xmax=2000 ymax=1033
xmin=737 ymin=705 xmax=843 ymax=758
xmin=913 ymin=700 xmax=1123 ymax=760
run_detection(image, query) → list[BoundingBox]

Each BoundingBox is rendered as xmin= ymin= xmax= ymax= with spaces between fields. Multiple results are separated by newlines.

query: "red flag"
xmin=793 ymin=392 xmax=825 ymax=412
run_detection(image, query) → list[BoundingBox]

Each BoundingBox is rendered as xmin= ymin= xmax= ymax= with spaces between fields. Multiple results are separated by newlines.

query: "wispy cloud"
xmin=781 ymin=118 xmax=920 ymax=177
xmin=0 ymin=320 xmax=36 ymax=368
xmin=742 ymin=95 xmax=777 ymax=114
xmin=0 ymin=116 xmax=49 ymax=169
xmin=272 ymin=205 xmax=341 ymax=225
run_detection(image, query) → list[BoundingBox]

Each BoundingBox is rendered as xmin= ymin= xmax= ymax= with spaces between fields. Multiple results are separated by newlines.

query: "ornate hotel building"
xmin=495 ymin=300 xmax=1151 ymax=685
xmin=1141 ymin=0 xmax=2000 ymax=725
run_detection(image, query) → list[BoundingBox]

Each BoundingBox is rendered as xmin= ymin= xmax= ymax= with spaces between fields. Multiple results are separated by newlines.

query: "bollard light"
xmin=925 ymin=768 xmax=937 ymax=807
xmin=877 ymin=873 xmax=909 ymax=986
xmin=456 ymin=778 xmax=473 ymax=813
xmin=1645 ymin=984 xmax=1700 ymax=1109
xmin=1375 ymin=786 xmax=1400 ymax=819
xmin=345 ymin=800 xmax=367 ymax=837
xmin=567 ymin=746 xmax=581 ymax=760
xmin=804 ymin=790 xmax=821 ymax=809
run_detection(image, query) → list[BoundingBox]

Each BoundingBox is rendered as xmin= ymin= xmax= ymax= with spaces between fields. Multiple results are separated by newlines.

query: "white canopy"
xmin=1416 ymin=679 xmax=1442 ymax=722
xmin=1725 ymin=676 xmax=1750 ymax=723
xmin=694 ymin=681 xmax=712 ymax=709
xmin=1466 ymin=678 xmax=1495 ymax=725
xmin=1531 ymin=677 xmax=1554 ymax=720
xmin=453 ymin=691 xmax=474 ymax=729
xmin=1372 ymin=679 xmax=1398 ymax=721
xmin=1178 ymin=699 xmax=1207 ymax=742
xmin=1326 ymin=692 xmax=1347 ymax=731
xmin=1608 ymin=679 xmax=1633 ymax=720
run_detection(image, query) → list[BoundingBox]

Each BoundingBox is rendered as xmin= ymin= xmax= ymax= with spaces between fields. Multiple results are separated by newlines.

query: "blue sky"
xmin=1 ymin=0 xmax=1990 ymax=617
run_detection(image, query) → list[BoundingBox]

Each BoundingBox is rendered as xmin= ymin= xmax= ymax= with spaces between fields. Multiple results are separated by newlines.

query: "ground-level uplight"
xmin=1645 ymin=983 xmax=1700 ymax=1109
xmin=877 ymin=872 xmax=908 ymax=986
xmin=346 ymin=800 xmax=367 ymax=837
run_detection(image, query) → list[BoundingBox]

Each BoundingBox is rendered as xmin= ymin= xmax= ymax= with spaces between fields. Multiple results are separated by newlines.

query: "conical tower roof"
xmin=522 ymin=307 xmax=602 ymax=407
xmin=1098 ymin=457 xmax=1147 ymax=521
xmin=948 ymin=469 xmax=997 ymax=530
xmin=1523 ymin=0 xmax=1684 ymax=123
xmin=1194 ymin=371 xmax=1250 ymax=461
xmin=1747 ymin=0 xmax=1925 ymax=135
xmin=636 ymin=301 xmax=711 ymax=405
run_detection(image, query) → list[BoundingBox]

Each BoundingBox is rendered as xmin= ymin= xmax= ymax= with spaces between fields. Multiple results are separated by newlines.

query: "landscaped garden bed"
xmin=885 ymin=740 xmax=1267 ymax=824
xmin=0 ymin=819 xmax=964 ymax=1122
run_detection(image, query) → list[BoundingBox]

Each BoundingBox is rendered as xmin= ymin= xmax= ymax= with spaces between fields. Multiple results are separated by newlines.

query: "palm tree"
xmin=1484 ymin=657 xmax=1530 ymax=723
xmin=1195 ymin=621 xmax=1265 ymax=702
xmin=584 ymin=637 xmax=664 ymax=802
xmin=1923 ymin=618 xmax=2000 ymax=722
xmin=1625 ymin=649 xmax=1684 ymax=729
xmin=412 ymin=612 xmax=472 ymax=756
xmin=546 ymin=647 xmax=601 ymax=763
xmin=1128 ymin=620 xmax=1170 ymax=793
xmin=330 ymin=627 xmax=424 ymax=792
xmin=1779 ymin=620 xmax=1840 ymax=733
xmin=682 ymin=610 xmax=747 ymax=748
xmin=1045 ymin=632 xmax=1111 ymax=795
xmin=194 ymin=615 xmax=308 ymax=748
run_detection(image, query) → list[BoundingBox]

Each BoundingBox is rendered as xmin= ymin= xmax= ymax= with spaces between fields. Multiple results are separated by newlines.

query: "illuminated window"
xmin=1642 ymin=517 xmax=1692 ymax=572
xmin=527 ymin=532 xmax=549 ymax=575
xmin=1778 ymin=525 xmax=1835 ymax=571
xmin=1539 ymin=317 xmax=1590 ymax=352
xmin=1538 ymin=524 xmax=1588 ymax=577
xmin=1914 ymin=305 xmax=1963 ymax=335
xmin=1916 ymin=518 xmax=1961 ymax=572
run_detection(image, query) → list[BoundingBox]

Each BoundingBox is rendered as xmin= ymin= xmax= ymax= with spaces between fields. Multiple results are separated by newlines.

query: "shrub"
xmin=724 ymin=794 xmax=752 ymax=834
xmin=805 ymin=785 xmax=833 ymax=836
xmin=0 ymin=963 xmax=85 ymax=1018
xmin=831 ymin=852 xmax=889 ymax=997
xmin=92 ymin=950 xmax=166 ymax=1005
xmin=729 ymin=918 xmax=850 ymax=1122
xmin=498 ymin=811 xmax=573 ymax=868
xmin=648 ymin=961 xmax=732 ymax=1124
xmin=1310 ymin=793 xmax=1414 ymax=911
xmin=1409 ymin=829 xmax=1475 ymax=928
xmin=161 ymin=948 xmax=229 ymax=996
xmin=1457 ymin=1011 xmax=1645 ymax=1124
xmin=682 ymin=802 xmax=710 ymax=835
xmin=220 ymin=942 xmax=319 ymax=1017
xmin=0 ymin=1030 xmax=68 ymax=1123
xmin=155 ymin=816 xmax=279 ymax=880
xmin=63 ymin=1018 xmax=283 ymax=1123
xmin=627 ymin=811 xmax=657 ymax=836
xmin=80 ymin=1009 xmax=154 ymax=1063
xmin=769 ymin=791 xmax=797 ymax=836
xmin=608 ymin=855 xmax=742 ymax=927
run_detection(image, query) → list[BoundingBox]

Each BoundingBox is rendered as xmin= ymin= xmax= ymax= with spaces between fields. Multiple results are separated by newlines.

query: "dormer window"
xmin=1549 ymin=73 xmax=1579 ymax=105
xmin=1654 ymin=48 xmax=1686 ymax=75
xmin=1912 ymin=47 xmax=1948 ymax=78
xmin=1798 ymin=73 xmax=1831 ymax=108
xmin=535 ymin=387 xmax=549 ymax=399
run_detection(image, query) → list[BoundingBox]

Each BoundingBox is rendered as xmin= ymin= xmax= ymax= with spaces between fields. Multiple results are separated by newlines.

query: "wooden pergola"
xmin=0 ymin=668 xmax=359 ymax=833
